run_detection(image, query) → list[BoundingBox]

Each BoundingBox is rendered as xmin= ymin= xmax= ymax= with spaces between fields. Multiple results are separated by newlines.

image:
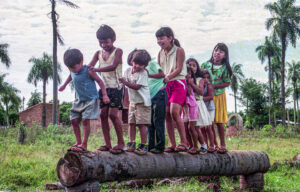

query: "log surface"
xmin=57 ymin=150 xmax=270 ymax=187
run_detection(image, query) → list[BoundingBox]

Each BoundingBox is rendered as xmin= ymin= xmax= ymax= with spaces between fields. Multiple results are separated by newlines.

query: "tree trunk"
xmin=51 ymin=0 xmax=58 ymax=125
xmin=5 ymin=104 xmax=9 ymax=127
xmin=294 ymin=82 xmax=296 ymax=127
xmin=57 ymin=151 xmax=270 ymax=187
xmin=268 ymin=56 xmax=272 ymax=125
xmin=42 ymin=78 xmax=47 ymax=127
xmin=281 ymin=37 xmax=286 ymax=126
xmin=234 ymin=90 xmax=237 ymax=113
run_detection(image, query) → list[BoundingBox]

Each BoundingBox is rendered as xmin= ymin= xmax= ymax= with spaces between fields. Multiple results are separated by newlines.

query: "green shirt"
xmin=146 ymin=61 xmax=165 ymax=99
xmin=201 ymin=61 xmax=231 ymax=96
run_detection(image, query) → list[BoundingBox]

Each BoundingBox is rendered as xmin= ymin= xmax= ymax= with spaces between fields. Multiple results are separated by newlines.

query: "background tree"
xmin=0 ymin=84 xmax=21 ymax=127
xmin=0 ymin=43 xmax=11 ymax=68
xmin=27 ymin=90 xmax=42 ymax=108
xmin=256 ymin=36 xmax=281 ymax=124
xmin=265 ymin=0 xmax=300 ymax=126
xmin=287 ymin=60 xmax=300 ymax=127
xmin=50 ymin=0 xmax=79 ymax=125
xmin=230 ymin=62 xmax=245 ymax=113
xmin=28 ymin=53 xmax=61 ymax=127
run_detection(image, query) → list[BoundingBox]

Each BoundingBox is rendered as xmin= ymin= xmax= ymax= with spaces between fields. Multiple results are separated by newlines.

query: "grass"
xmin=0 ymin=124 xmax=300 ymax=191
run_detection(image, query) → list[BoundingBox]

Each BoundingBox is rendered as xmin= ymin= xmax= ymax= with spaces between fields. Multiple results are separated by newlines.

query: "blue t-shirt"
xmin=146 ymin=61 xmax=165 ymax=99
xmin=70 ymin=65 xmax=98 ymax=101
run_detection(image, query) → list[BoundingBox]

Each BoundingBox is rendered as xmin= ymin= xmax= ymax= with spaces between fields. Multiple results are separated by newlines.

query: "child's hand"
xmin=164 ymin=76 xmax=170 ymax=84
xmin=187 ymin=78 xmax=194 ymax=85
xmin=59 ymin=85 xmax=66 ymax=92
xmin=88 ymin=65 xmax=96 ymax=72
xmin=119 ymin=78 xmax=126 ymax=84
xmin=103 ymin=95 xmax=110 ymax=104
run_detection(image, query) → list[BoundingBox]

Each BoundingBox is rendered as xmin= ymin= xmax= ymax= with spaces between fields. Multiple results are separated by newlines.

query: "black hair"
xmin=186 ymin=65 xmax=197 ymax=85
xmin=63 ymin=48 xmax=83 ymax=67
xmin=155 ymin=27 xmax=181 ymax=47
xmin=127 ymin=49 xmax=138 ymax=65
xmin=186 ymin=58 xmax=201 ymax=78
xmin=209 ymin=43 xmax=232 ymax=76
xmin=96 ymin=24 xmax=116 ymax=41
xmin=132 ymin=49 xmax=151 ymax=67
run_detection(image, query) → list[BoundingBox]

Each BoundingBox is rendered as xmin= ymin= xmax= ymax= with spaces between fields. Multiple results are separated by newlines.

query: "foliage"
xmin=0 ymin=43 xmax=11 ymax=68
xmin=59 ymin=101 xmax=72 ymax=125
xmin=27 ymin=90 xmax=42 ymax=108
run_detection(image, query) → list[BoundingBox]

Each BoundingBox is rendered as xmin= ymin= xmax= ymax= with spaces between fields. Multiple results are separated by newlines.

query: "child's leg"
xmin=185 ymin=122 xmax=193 ymax=148
xmin=147 ymin=106 xmax=155 ymax=151
xmin=170 ymin=103 xmax=187 ymax=146
xmin=212 ymin=124 xmax=219 ymax=147
xmin=196 ymin=126 xmax=205 ymax=145
xmin=201 ymin=127 xmax=208 ymax=145
xmin=100 ymin=106 xmax=111 ymax=149
xmin=138 ymin=124 xmax=147 ymax=144
xmin=165 ymin=105 xmax=176 ymax=148
xmin=188 ymin=121 xmax=198 ymax=149
xmin=70 ymin=118 xmax=82 ymax=146
xmin=109 ymin=108 xmax=125 ymax=148
xmin=206 ymin=125 xmax=215 ymax=149
xmin=129 ymin=124 xmax=136 ymax=142
xmin=216 ymin=123 xmax=226 ymax=148
xmin=79 ymin=118 xmax=90 ymax=150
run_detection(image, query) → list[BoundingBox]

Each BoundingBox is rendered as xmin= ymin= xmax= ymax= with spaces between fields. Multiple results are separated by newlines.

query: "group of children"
xmin=59 ymin=25 xmax=232 ymax=155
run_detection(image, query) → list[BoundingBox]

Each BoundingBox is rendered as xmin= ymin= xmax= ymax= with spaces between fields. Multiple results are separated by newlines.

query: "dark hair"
xmin=132 ymin=49 xmax=151 ymax=67
xmin=209 ymin=43 xmax=232 ymax=76
xmin=186 ymin=58 xmax=201 ymax=78
xmin=96 ymin=24 xmax=116 ymax=41
xmin=155 ymin=27 xmax=181 ymax=47
xmin=127 ymin=49 xmax=138 ymax=65
xmin=186 ymin=65 xmax=196 ymax=85
xmin=63 ymin=48 xmax=83 ymax=67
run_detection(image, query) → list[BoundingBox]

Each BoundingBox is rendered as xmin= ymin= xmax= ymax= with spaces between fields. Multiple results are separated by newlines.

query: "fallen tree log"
xmin=57 ymin=150 xmax=270 ymax=189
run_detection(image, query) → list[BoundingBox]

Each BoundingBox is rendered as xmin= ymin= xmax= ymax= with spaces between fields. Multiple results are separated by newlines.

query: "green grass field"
xmin=0 ymin=124 xmax=300 ymax=191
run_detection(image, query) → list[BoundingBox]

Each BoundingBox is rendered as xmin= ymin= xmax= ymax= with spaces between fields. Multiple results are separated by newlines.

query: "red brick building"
xmin=19 ymin=103 xmax=59 ymax=127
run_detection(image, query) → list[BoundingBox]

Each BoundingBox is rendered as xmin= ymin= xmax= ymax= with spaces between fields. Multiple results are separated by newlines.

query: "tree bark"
xmin=51 ymin=0 xmax=58 ymax=125
xmin=234 ymin=90 xmax=237 ymax=113
xmin=57 ymin=151 xmax=270 ymax=187
xmin=5 ymin=104 xmax=9 ymax=127
xmin=42 ymin=78 xmax=46 ymax=127
xmin=281 ymin=37 xmax=286 ymax=126
xmin=268 ymin=56 xmax=272 ymax=125
xmin=293 ymin=82 xmax=296 ymax=127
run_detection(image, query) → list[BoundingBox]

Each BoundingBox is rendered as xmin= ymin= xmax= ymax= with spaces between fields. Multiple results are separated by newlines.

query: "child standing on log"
xmin=201 ymin=43 xmax=232 ymax=154
xmin=60 ymin=48 xmax=110 ymax=152
xmin=119 ymin=49 xmax=152 ymax=155
xmin=156 ymin=26 xmax=188 ymax=152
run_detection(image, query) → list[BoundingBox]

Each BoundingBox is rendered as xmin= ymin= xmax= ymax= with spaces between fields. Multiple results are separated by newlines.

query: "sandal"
xmin=68 ymin=145 xmax=87 ymax=152
xmin=97 ymin=145 xmax=111 ymax=151
xmin=187 ymin=148 xmax=198 ymax=155
xmin=175 ymin=144 xmax=188 ymax=152
xmin=110 ymin=146 xmax=125 ymax=154
xmin=207 ymin=147 xmax=215 ymax=153
xmin=217 ymin=146 xmax=228 ymax=154
xmin=164 ymin=147 xmax=176 ymax=153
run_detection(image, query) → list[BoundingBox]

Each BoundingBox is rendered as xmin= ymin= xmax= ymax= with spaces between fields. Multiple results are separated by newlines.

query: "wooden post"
xmin=240 ymin=172 xmax=264 ymax=191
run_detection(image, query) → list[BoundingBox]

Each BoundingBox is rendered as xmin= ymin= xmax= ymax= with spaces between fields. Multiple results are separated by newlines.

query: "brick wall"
xmin=19 ymin=103 xmax=59 ymax=127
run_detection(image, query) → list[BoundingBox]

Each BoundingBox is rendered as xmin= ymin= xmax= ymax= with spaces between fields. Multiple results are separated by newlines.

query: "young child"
xmin=88 ymin=24 xmax=125 ymax=154
xmin=59 ymin=48 xmax=110 ymax=152
xmin=201 ymin=43 xmax=232 ymax=154
xmin=119 ymin=49 xmax=151 ymax=155
xmin=202 ymin=69 xmax=217 ymax=153
xmin=183 ymin=66 xmax=199 ymax=154
xmin=147 ymin=60 xmax=168 ymax=154
xmin=187 ymin=58 xmax=210 ymax=154
xmin=156 ymin=26 xmax=188 ymax=152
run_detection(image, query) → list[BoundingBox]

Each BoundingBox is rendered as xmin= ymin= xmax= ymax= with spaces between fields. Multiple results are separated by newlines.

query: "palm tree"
xmin=287 ymin=60 xmax=300 ymax=127
xmin=0 ymin=43 xmax=11 ymax=68
xmin=50 ymin=0 xmax=79 ymax=124
xmin=230 ymin=62 xmax=245 ymax=113
xmin=255 ymin=36 xmax=281 ymax=124
xmin=0 ymin=84 xmax=21 ymax=127
xmin=27 ymin=90 xmax=42 ymax=108
xmin=28 ymin=53 xmax=61 ymax=127
xmin=265 ymin=0 xmax=300 ymax=126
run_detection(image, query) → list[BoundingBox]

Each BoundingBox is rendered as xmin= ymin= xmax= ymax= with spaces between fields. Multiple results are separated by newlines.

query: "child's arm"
xmin=88 ymin=70 xmax=110 ymax=104
xmin=213 ymin=82 xmax=230 ymax=89
xmin=88 ymin=51 xmax=100 ymax=68
xmin=148 ymin=70 xmax=165 ymax=79
xmin=189 ymin=78 xmax=204 ymax=96
xmin=92 ymin=49 xmax=123 ymax=73
xmin=164 ymin=48 xmax=185 ymax=83
xmin=203 ymin=83 xmax=214 ymax=102
xmin=119 ymin=78 xmax=142 ymax=90
xmin=59 ymin=75 xmax=72 ymax=92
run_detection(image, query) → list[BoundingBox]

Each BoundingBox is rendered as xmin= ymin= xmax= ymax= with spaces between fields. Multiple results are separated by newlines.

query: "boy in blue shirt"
xmin=59 ymin=48 xmax=109 ymax=152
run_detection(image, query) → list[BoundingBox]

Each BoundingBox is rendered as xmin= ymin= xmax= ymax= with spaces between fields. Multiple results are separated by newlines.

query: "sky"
xmin=1 ymin=0 xmax=300 ymax=112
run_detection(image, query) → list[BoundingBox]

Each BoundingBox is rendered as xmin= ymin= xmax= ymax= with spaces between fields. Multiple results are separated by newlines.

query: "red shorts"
xmin=166 ymin=79 xmax=187 ymax=106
